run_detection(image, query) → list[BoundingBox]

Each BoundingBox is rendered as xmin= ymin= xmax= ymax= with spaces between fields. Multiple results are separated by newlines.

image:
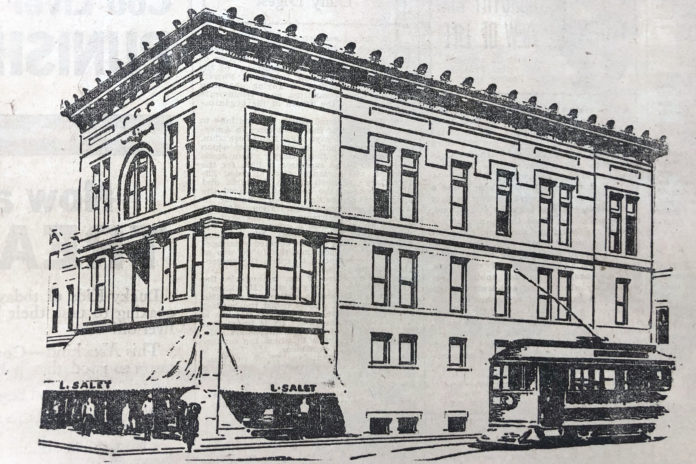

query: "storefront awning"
xmin=43 ymin=322 xmax=202 ymax=391
xmin=220 ymin=330 xmax=341 ymax=395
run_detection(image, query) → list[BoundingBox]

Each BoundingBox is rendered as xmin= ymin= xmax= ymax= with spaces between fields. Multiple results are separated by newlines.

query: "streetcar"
xmin=482 ymin=337 xmax=674 ymax=445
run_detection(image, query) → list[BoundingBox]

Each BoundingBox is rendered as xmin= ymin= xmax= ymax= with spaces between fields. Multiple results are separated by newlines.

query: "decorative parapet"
xmin=60 ymin=8 xmax=667 ymax=163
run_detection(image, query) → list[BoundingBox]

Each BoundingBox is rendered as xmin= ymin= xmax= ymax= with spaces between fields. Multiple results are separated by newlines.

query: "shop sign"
xmin=58 ymin=380 xmax=112 ymax=390
xmin=270 ymin=383 xmax=317 ymax=393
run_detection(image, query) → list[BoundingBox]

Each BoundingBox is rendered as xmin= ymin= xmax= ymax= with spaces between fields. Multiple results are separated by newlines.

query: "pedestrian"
xmin=121 ymin=401 xmax=131 ymax=435
xmin=100 ymin=400 xmax=110 ymax=434
xmin=181 ymin=403 xmax=200 ymax=452
xmin=175 ymin=399 xmax=187 ymax=437
xmin=82 ymin=397 xmax=95 ymax=437
xmin=141 ymin=394 xmax=154 ymax=441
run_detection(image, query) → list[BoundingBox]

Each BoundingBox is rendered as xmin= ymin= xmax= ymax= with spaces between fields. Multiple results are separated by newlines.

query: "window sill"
xmin=368 ymin=364 xmax=419 ymax=370
xmin=447 ymin=367 xmax=472 ymax=372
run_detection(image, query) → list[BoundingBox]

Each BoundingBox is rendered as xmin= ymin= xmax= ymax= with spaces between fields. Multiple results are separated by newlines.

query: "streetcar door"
xmin=538 ymin=364 xmax=566 ymax=427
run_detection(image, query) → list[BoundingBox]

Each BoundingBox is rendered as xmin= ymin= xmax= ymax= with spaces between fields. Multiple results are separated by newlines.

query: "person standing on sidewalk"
xmin=181 ymin=403 xmax=200 ymax=452
xmin=121 ymin=401 xmax=131 ymax=435
xmin=141 ymin=394 xmax=154 ymax=441
xmin=82 ymin=397 xmax=95 ymax=437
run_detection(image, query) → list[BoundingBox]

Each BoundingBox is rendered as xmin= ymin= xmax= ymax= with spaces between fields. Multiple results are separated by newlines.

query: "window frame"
xmin=248 ymin=235 xmax=271 ymax=298
xmin=51 ymin=288 xmax=59 ymax=333
xmin=615 ymin=278 xmax=630 ymax=325
xmin=299 ymin=241 xmax=316 ymax=304
xmin=608 ymin=191 xmax=623 ymax=254
xmin=559 ymin=184 xmax=573 ymax=246
xmin=538 ymin=180 xmax=554 ymax=243
xmin=398 ymin=250 xmax=418 ymax=308
xmin=66 ymin=284 xmax=74 ymax=331
xmin=557 ymin=270 xmax=572 ymax=321
xmin=371 ymin=247 xmax=392 ymax=306
xmin=172 ymin=234 xmax=191 ymax=300
xmin=124 ymin=152 xmax=156 ymax=219
xmin=374 ymin=143 xmax=394 ymax=219
xmin=184 ymin=114 xmax=196 ymax=198
xmin=448 ymin=337 xmax=467 ymax=367
xmin=496 ymin=170 xmax=513 ymax=237
xmin=370 ymin=332 xmax=392 ymax=365
xmin=399 ymin=334 xmax=418 ymax=366
xmin=400 ymin=150 xmax=419 ymax=222
xmin=165 ymin=121 xmax=179 ymax=205
xmin=279 ymin=120 xmax=307 ymax=205
xmin=450 ymin=160 xmax=469 ymax=230
xmin=494 ymin=263 xmax=511 ymax=317
xmin=248 ymin=113 xmax=275 ymax=199
xmin=275 ymin=238 xmax=298 ymax=300
xmin=93 ymin=256 xmax=108 ymax=313
xmin=626 ymin=195 xmax=638 ymax=256
xmin=449 ymin=256 xmax=468 ymax=313
xmin=222 ymin=233 xmax=243 ymax=298
xmin=536 ymin=268 xmax=552 ymax=320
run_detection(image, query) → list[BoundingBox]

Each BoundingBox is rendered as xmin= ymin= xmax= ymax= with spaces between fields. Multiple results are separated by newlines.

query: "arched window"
xmin=124 ymin=152 xmax=156 ymax=219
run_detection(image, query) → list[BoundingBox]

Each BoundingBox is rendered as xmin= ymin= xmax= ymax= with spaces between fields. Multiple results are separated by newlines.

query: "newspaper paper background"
xmin=0 ymin=0 xmax=694 ymax=462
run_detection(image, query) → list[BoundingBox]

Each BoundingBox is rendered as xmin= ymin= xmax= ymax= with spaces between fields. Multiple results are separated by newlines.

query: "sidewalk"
xmin=38 ymin=428 xmax=479 ymax=457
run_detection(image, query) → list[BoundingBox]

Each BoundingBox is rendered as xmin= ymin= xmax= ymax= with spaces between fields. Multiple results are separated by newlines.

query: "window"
xmin=559 ymin=184 xmax=573 ymax=246
xmin=399 ymin=251 xmax=418 ymax=308
xmin=248 ymin=236 xmax=271 ymax=298
xmin=494 ymin=264 xmax=511 ymax=317
xmin=248 ymin=113 xmax=274 ymax=199
xmin=223 ymin=234 xmax=242 ymax=298
xmin=447 ymin=415 xmax=468 ymax=432
xmin=91 ymin=164 xmax=100 ymax=230
xmin=91 ymin=159 xmax=110 ymax=230
xmin=608 ymin=192 xmax=623 ymax=253
xmin=374 ymin=144 xmax=393 ymax=218
xmin=496 ymin=170 xmax=513 ymax=236
xmin=449 ymin=337 xmax=467 ymax=367
xmin=299 ymin=242 xmax=316 ymax=303
xmin=450 ymin=161 xmax=468 ymax=230
xmin=369 ymin=418 xmax=392 ymax=435
xmin=124 ymin=152 xmax=156 ymax=219
xmin=399 ymin=334 xmax=417 ymax=365
xmin=66 ymin=285 xmax=74 ymax=331
xmin=193 ymin=235 xmax=203 ymax=297
xmin=450 ymin=257 xmax=467 ymax=313
xmin=51 ymin=288 xmax=59 ymax=333
xmin=276 ymin=239 xmax=297 ymax=299
xmin=626 ymin=196 xmax=638 ymax=256
xmin=371 ymin=332 xmax=391 ymax=364
xmin=536 ymin=268 xmax=552 ymax=320
xmin=615 ymin=278 xmax=630 ymax=325
xmin=166 ymin=121 xmax=178 ymax=204
xmin=557 ymin=271 xmax=572 ymax=321
xmin=172 ymin=235 xmax=190 ymax=299
xmin=280 ymin=121 xmax=306 ymax=204
xmin=539 ymin=181 xmax=554 ymax=243
xmin=49 ymin=251 xmax=58 ymax=270
xmin=185 ymin=114 xmax=196 ymax=197
xmin=491 ymin=365 xmax=509 ymax=390
xmin=372 ymin=247 xmax=391 ymax=306
xmin=603 ymin=369 xmax=616 ymax=390
xmin=162 ymin=243 xmax=171 ymax=302
xmin=397 ymin=417 xmax=418 ymax=434
xmin=400 ymin=150 xmax=419 ymax=222
xmin=94 ymin=257 xmax=107 ymax=312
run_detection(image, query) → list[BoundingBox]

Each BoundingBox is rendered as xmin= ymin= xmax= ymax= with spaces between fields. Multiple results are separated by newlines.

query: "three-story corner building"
xmin=41 ymin=8 xmax=669 ymax=439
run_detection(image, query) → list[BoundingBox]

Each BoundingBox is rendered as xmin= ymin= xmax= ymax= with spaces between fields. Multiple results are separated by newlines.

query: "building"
xmin=42 ymin=7 xmax=669 ymax=439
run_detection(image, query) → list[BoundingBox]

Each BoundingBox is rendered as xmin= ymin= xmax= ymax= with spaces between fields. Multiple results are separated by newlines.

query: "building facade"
xmin=42 ymin=8 xmax=669 ymax=439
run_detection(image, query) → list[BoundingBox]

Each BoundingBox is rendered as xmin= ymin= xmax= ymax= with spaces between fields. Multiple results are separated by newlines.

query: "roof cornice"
xmin=60 ymin=8 xmax=668 ymax=163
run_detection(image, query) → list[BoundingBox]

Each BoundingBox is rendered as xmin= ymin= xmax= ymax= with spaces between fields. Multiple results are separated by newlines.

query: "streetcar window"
xmin=603 ymin=369 xmax=616 ymax=390
xmin=492 ymin=365 xmax=509 ymax=390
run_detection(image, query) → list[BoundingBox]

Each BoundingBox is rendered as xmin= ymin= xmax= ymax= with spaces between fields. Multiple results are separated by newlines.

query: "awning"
xmin=43 ymin=322 xmax=202 ymax=391
xmin=220 ymin=330 xmax=341 ymax=395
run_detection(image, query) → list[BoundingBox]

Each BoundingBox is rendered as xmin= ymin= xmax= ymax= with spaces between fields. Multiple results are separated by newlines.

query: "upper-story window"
xmin=559 ymin=184 xmax=573 ymax=246
xmin=607 ymin=191 xmax=638 ymax=256
xmin=374 ymin=144 xmax=394 ymax=219
xmin=399 ymin=250 xmax=418 ymax=308
xmin=537 ymin=268 xmax=552 ymax=320
xmin=51 ymin=288 xmax=59 ymax=333
xmin=372 ymin=247 xmax=392 ymax=306
xmin=124 ymin=152 xmax=155 ymax=219
xmin=91 ymin=158 xmax=110 ymax=230
xmin=92 ymin=256 xmax=110 ymax=313
xmin=557 ymin=271 xmax=572 ymax=321
xmin=494 ymin=263 xmax=511 ymax=317
xmin=450 ymin=161 xmax=469 ymax=230
xmin=223 ymin=234 xmax=243 ymax=298
xmin=496 ymin=170 xmax=513 ymax=237
xmin=400 ymin=150 xmax=419 ymax=222
xmin=539 ymin=181 xmax=554 ymax=243
xmin=280 ymin=121 xmax=307 ymax=204
xmin=247 ymin=112 xmax=309 ymax=204
xmin=185 ymin=114 xmax=196 ymax=197
xmin=162 ymin=232 xmax=202 ymax=302
xmin=248 ymin=235 xmax=271 ymax=298
xmin=450 ymin=256 xmax=468 ymax=313
xmin=66 ymin=285 xmax=75 ymax=331
xmin=615 ymin=278 xmax=630 ymax=325
xmin=165 ymin=113 xmax=195 ymax=205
